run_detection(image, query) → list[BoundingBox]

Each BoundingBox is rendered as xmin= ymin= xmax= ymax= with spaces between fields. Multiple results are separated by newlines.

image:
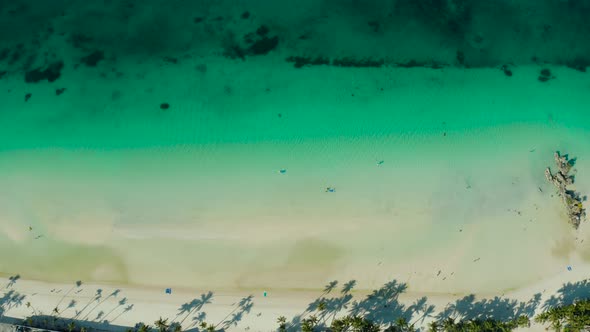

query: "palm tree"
xmin=302 ymin=315 xmax=319 ymax=332
xmin=137 ymin=323 xmax=151 ymax=332
xmin=198 ymin=322 xmax=215 ymax=332
xmin=442 ymin=317 xmax=457 ymax=332
xmin=535 ymin=299 xmax=590 ymax=331
xmin=154 ymin=317 xmax=169 ymax=332
xmin=67 ymin=321 xmax=76 ymax=332
xmin=428 ymin=321 xmax=439 ymax=332
xmin=26 ymin=301 xmax=38 ymax=315
xmin=277 ymin=316 xmax=287 ymax=332
xmin=169 ymin=322 xmax=182 ymax=332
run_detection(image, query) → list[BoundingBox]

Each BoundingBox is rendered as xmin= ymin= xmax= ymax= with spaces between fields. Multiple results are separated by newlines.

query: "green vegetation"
xmin=282 ymin=314 xmax=530 ymax=331
xmin=426 ymin=316 xmax=530 ymax=331
xmin=277 ymin=316 xmax=287 ymax=332
xmin=535 ymin=299 xmax=590 ymax=332
xmin=154 ymin=317 xmax=169 ymax=332
xmin=330 ymin=315 xmax=381 ymax=332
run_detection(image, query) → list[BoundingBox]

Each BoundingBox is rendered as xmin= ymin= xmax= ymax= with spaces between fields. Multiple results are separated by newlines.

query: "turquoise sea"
xmin=1 ymin=1 xmax=590 ymax=296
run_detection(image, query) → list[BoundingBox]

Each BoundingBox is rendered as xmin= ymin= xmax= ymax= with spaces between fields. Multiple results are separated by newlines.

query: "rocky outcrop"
xmin=545 ymin=152 xmax=586 ymax=229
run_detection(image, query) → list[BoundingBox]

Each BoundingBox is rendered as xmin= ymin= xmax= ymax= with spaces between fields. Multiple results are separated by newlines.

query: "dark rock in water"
xmin=501 ymin=65 xmax=512 ymax=76
xmin=25 ymin=60 xmax=64 ymax=83
xmin=286 ymin=56 xmax=330 ymax=68
xmin=565 ymin=58 xmax=590 ymax=72
xmin=69 ymin=33 xmax=93 ymax=50
xmin=243 ymin=32 xmax=256 ymax=44
xmin=160 ymin=103 xmax=170 ymax=110
xmin=224 ymin=43 xmax=247 ymax=60
xmin=81 ymin=50 xmax=104 ymax=67
xmin=333 ymin=57 xmax=384 ymax=68
xmin=396 ymin=60 xmax=444 ymax=69
xmin=406 ymin=0 xmax=473 ymax=37
xmin=241 ymin=11 xmax=250 ymax=19
xmin=256 ymin=25 xmax=269 ymax=37
xmin=55 ymin=88 xmax=66 ymax=96
xmin=193 ymin=17 xmax=204 ymax=23
xmin=248 ymin=36 xmax=278 ymax=55
xmin=9 ymin=45 xmax=25 ymax=65
xmin=0 ymin=48 xmax=9 ymax=61
xmin=368 ymin=20 xmax=381 ymax=33
xmin=456 ymin=50 xmax=465 ymax=65
xmin=0 ymin=70 xmax=7 ymax=79
xmin=546 ymin=151 xmax=586 ymax=229
xmin=538 ymin=69 xmax=553 ymax=82
xmin=24 ymin=93 xmax=31 ymax=102
xmin=163 ymin=56 xmax=178 ymax=64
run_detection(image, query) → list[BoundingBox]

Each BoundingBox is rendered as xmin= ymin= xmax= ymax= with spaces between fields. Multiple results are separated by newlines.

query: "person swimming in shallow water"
xmin=325 ymin=187 xmax=335 ymax=193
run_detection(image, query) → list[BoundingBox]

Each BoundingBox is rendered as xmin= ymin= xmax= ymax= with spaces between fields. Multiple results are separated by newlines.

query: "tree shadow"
xmin=74 ymin=289 xmax=103 ymax=319
xmin=81 ymin=289 xmax=121 ymax=320
xmin=103 ymin=297 xmax=128 ymax=323
xmin=288 ymin=279 xmax=362 ymax=331
xmin=341 ymin=280 xmax=356 ymax=294
xmin=13 ymin=287 xmax=135 ymax=332
xmin=323 ymin=281 xmax=338 ymax=295
xmin=349 ymin=280 xmax=414 ymax=328
xmin=0 ymin=289 xmax=26 ymax=320
xmin=20 ymin=314 xmax=131 ymax=332
xmin=436 ymin=292 xmax=542 ymax=322
xmin=216 ymin=295 xmax=254 ymax=331
xmin=176 ymin=291 xmax=213 ymax=329
xmin=3 ymin=277 xmax=590 ymax=331
xmin=110 ymin=304 xmax=134 ymax=324
xmin=285 ymin=278 xmax=559 ymax=331
xmin=541 ymin=279 xmax=590 ymax=311
xmin=5 ymin=275 xmax=21 ymax=289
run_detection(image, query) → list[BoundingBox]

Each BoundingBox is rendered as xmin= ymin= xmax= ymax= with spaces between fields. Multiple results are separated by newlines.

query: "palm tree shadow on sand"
xmin=4 ymin=275 xmax=21 ymax=289
xmin=3 ymin=277 xmax=590 ymax=331
xmin=284 ymin=278 xmax=590 ymax=331
xmin=435 ymin=293 xmax=542 ymax=322
xmin=288 ymin=279 xmax=429 ymax=331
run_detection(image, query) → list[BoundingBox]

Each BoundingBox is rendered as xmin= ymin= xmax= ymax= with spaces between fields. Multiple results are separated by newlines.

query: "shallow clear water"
xmin=1 ymin=1 xmax=590 ymax=295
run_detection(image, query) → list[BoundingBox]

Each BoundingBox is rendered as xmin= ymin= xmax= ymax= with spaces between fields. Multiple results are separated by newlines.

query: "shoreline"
xmin=2 ymin=266 xmax=590 ymax=331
